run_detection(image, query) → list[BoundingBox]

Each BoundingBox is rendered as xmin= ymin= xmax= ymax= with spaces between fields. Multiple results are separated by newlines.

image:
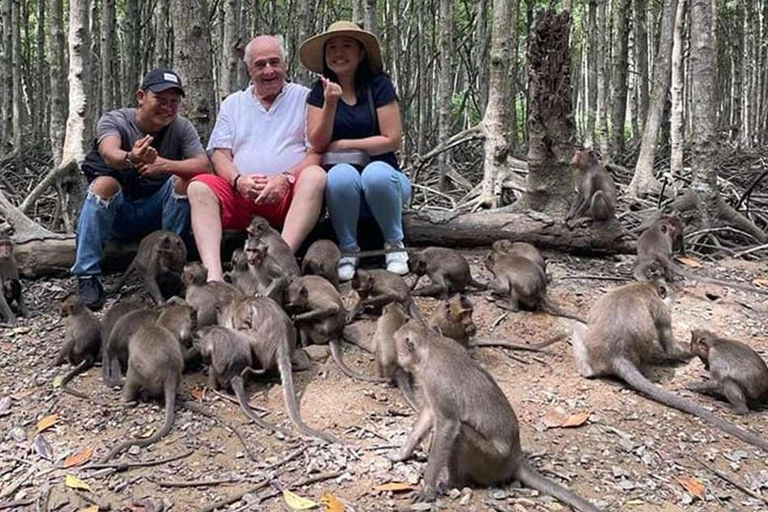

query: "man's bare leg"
xmin=188 ymin=181 xmax=226 ymax=281
xmin=282 ymin=165 xmax=326 ymax=251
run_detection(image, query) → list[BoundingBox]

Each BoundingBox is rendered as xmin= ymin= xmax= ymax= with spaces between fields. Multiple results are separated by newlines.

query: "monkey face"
xmin=284 ymin=282 xmax=309 ymax=310
xmin=247 ymin=217 xmax=269 ymax=239
xmin=690 ymin=329 xmax=713 ymax=363
xmin=491 ymin=240 xmax=513 ymax=254
xmin=408 ymin=254 xmax=427 ymax=275
xmin=182 ymin=263 xmax=207 ymax=286
xmin=231 ymin=250 xmax=249 ymax=271
xmin=59 ymin=294 xmax=81 ymax=317
xmin=0 ymin=241 xmax=12 ymax=259
xmin=351 ymin=272 xmax=374 ymax=298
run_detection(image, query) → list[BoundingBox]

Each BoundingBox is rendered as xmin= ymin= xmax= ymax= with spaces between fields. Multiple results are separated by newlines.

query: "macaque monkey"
xmin=350 ymin=269 xmax=423 ymax=322
xmin=390 ymin=322 xmax=601 ymax=511
xmin=218 ymin=296 xmax=340 ymax=444
xmin=486 ymin=244 xmax=585 ymax=323
xmin=182 ymin=262 xmax=244 ymax=326
xmin=230 ymin=249 xmax=260 ymax=296
xmin=100 ymin=299 xmax=196 ymax=462
xmin=302 ymin=239 xmax=341 ymax=288
xmin=111 ymin=230 xmax=187 ymax=304
xmin=429 ymin=294 xmax=565 ymax=353
xmin=100 ymin=297 xmax=146 ymax=350
xmin=408 ymin=247 xmax=486 ymax=298
xmin=685 ymin=329 xmax=768 ymax=415
xmin=103 ymin=307 xmax=159 ymax=386
xmin=566 ymin=149 xmax=618 ymax=228
xmin=243 ymin=238 xmax=292 ymax=304
xmin=490 ymin=240 xmax=547 ymax=274
xmin=571 ymin=280 xmax=768 ymax=452
xmin=285 ymin=275 xmax=386 ymax=383
xmin=0 ymin=237 xmax=26 ymax=323
xmin=246 ymin=216 xmax=301 ymax=276
xmin=634 ymin=215 xmax=768 ymax=296
xmin=373 ymin=302 xmax=419 ymax=410
xmin=54 ymin=294 xmax=101 ymax=400
xmin=195 ymin=326 xmax=288 ymax=435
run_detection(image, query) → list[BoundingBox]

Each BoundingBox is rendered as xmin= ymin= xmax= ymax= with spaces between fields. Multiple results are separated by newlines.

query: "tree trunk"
xmin=1 ymin=0 xmax=10 ymax=151
xmin=596 ymin=0 xmax=610 ymax=156
xmin=437 ymin=0 xmax=453 ymax=191
xmin=479 ymin=0 xmax=514 ymax=208
xmin=522 ymin=9 xmax=575 ymax=214
xmin=101 ymin=0 xmax=115 ymax=111
xmin=585 ymin=0 xmax=597 ymax=146
xmin=476 ymin=0 xmax=490 ymax=112
xmin=122 ymin=0 xmax=139 ymax=104
xmin=154 ymin=0 xmax=170 ymax=68
xmin=62 ymin=0 xmax=90 ymax=166
xmin=629 ymin=0 xmax=679 ymax=197
xmin=35 ymin=0 xmax=46 ymax=145
xmin=171 ymin=0 xmax=216 ymax=144
xmin=634 ymin=0 xmax=649 ymax=129
xmin=89 ymin=0 xmax=102 ymax=137
xmin=416 ymin=1 xmax=426 ymax=155
xmin=220 ymin=0 xmax=241 ymax=100
xmin=10 ymin=0 xmax=20 ymax=152
xmin=48 ymin=0 xmax=67 ymax=166
xmin=610 ymin=0 xmax=631 ymax=156
xmin=669 ymin=0 xmax=686 ymax=177
xmin=295 ymin=0 xmax=311 ymax=87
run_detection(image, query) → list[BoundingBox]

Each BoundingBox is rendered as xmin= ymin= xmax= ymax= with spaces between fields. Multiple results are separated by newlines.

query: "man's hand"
xmin=321 ymin=77 xmax=342 ymax=106
xmin=254 ymin=174 xmax=291 ymax=205
xmin=236 ymin=174 xmax=269 ymax=201
xmin=128 ymin=135 xmax=158 ymax=164
xmin=136 ymin=157 xmax=169 ymax=176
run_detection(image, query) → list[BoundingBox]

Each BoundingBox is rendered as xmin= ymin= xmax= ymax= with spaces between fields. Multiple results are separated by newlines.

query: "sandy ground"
xmin=1 ymin=249 xmax=767 ymax=512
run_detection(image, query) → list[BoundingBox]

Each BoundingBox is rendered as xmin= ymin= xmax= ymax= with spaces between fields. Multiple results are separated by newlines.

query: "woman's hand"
xmin=321 ymin=77 xmax=342 ymax=106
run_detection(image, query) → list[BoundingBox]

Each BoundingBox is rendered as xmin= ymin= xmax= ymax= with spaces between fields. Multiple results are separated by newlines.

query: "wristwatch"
xmin=282 ymin=172 xmax=296 ymax=184
xmin=124 ymin=151 xmax=135 ymax=168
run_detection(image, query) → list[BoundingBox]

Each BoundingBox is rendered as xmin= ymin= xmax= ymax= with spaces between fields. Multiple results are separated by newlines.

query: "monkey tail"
xmin=102 ymin=355 xmax=124 ymax=388
xmin=590 ymin=190 xmax=614 ymax=221
xmin=394 ymin=370 xmax=420 ymax=412
xmin=329 ymin=339 xmax=389 ymax=383
xmin=230 ymin=375 xmax=291 ymax=437
xmin=276 ymin=343 xmax=342 ymax=445
xmin=516 ymin=462 xmax=602 ymax=512
xmin=60 ymin=360 xmax=94 ymax=400
xmin=100 ymin=377 xmax=177 ymax=462
xmin=613 ymin=358 xmax=768 ymax=453
xmin=109 ymin=259 xmax=136 ymax=296
xmin=541 ymin=298 xmax=587 ymax=324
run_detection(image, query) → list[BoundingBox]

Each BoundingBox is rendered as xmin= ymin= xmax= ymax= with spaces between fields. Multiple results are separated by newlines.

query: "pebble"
xmin=618 ymin=480 xmax=636 ymax=491
xmin=304 ymin=345 xmax=330 ymax=361
xmin=128 ymin=445 xmax=141 ymax=455
xmin=489 ymin=488 xmax=508 ymax=500
xmin=448 ymin=488 xmax=461 ymax=499
xmin=9 ymin=427 xmax=25 ymax=442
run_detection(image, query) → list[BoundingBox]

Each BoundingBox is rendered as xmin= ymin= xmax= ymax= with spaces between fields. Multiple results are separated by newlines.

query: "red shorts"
xmin=191 ymin=173 xmax=294 ymax=230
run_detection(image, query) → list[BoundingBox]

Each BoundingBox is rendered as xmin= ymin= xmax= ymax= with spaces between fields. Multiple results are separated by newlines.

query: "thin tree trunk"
xmin=35 ymin=0 xmax=46 ymax=145
xmin=585 ymin=0 xmax=597 ymax=146
xmin=437 ymin=0 xmax=453 ymax=190
xmin=89 ymin=0 xmax=102 ymax=137
xmin=171 ymin=0 xmax=216 ymax=144
xmin=1 ymin=0 xmax=10 ymax=150
xmin=596 ymin=0 xmax=610 ymax=156
xmin=416 ymin=0 xmax=426 ymax=155
xmin=610 ymin=0 xmax=631 ymax=156
xmin=634 ymin=0 xmax=649 ymax=129
xmin=476 ymin=0 xmax=490 ymax=112
xmin=523 ymin=9 xmax=575 ymax=214
xmin=670 ymin=0 xmax=686 ymax=177
xmin=101 ymin=0 xmax=115 ymax=111
xmin=220 ymin=0 xmax=241 ymax=100
xmin=480 ymin=0 xmax=514 ymax=208
xmin=49 ymin=0 xmax=66 ymax=166
xmin=123 ymin=0 xmax=140 ymax=104
xmin=629 ymin=0 xmax=679 ymax=197
xmin=62 ymin=0 xmax=90 ymax=166
xmin=155 ymin=0 xmax=170 ymax=68
xmin=10 ymin=0 xmax=21 ymax=152
xmin=730 ymin=0 xmax=743 ymax=143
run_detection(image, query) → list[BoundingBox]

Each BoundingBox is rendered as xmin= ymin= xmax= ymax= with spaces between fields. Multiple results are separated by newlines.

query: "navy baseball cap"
xmin=140 ymin=69 xmax=185 ymax=96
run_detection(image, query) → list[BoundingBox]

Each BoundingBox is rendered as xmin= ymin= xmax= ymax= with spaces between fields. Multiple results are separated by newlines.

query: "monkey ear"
xmin=658 ymin=284 xmax=668 ymax=299
xmin=300 ymin=286 xmax=309 ymax=299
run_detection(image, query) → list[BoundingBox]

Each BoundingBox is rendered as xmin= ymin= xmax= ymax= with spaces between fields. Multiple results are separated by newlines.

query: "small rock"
xmin=448 ymin=488 xmax=461 ymax=499
xmin=234 ymin=451 xmax=244 ymax=459
xmin=618 ymin=480 xmax=636 ymax=491
xmin=410 ymin=504 xmax=432 ymax=511
xmin=460 ymin=490 xmax=472 ymax=506
xmin=489 ymin=488 xmax=507 ymax=500
xmin=304 ymin=345 xmax=330 ymax=361
xmin=681 ymin=493 xmax=693 ymax=505
xmin=128 ymin=445 xmax=141 ymax=456
xmin=9 ymin=427 xmax=25 ymax=442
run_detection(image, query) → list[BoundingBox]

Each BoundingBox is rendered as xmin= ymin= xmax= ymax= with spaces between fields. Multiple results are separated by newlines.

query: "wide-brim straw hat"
xmin=299 ymin=21 xmax=383 ymax=74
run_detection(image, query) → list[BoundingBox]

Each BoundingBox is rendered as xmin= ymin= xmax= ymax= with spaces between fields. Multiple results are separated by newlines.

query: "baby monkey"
xmin=686 ymin=329 xmax=768 ymax=415
xmin=54 ymin=294 xmax=101 ymax=400
xmin=0 ymin=236 xmax=27 ymax=323
xmin=408 ymin=247 xmax=486 ymax=298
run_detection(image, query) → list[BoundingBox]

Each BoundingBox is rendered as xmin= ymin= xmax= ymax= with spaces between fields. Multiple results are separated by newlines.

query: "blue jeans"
xmin=71 ymin=178 xmax=190 ymax=276
xmin=325 ymin=161 xmax=411 ymax=252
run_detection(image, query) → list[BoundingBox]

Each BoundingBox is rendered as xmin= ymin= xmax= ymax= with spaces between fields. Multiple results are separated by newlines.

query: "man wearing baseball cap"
xmin=72 ymin=68 xmax=211 ymax=309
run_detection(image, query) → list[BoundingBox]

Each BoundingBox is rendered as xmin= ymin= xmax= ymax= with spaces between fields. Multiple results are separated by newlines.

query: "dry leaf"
xmin=191 ymin=385 xmax=205 ymax=401
xmin=675 ymin=257 xmax=702 ymax=268
xmin=561 ymin=411 xmax=590 ymax=428
xmin=52 ymin=375 xmax=64 ymax=388
xmin=0 ymin=396 xmax=11 ymax=416
xmin=65 ymin=474 xmax=92 ymax=492
xmin=64 ymin=447 xmax=94 ymax=468
xmin=36 ymin=414 xmax=59 ymax=433
xmin=372 ymin=482 xmax=414 ymax=492
xmin=138 ymin=426 xmax=155 ymax=439
xmin=753 ymin=279 xmax=768 ymax=289
xmin=77 ymin=506 xmax=98 ymax=512
xmin=282 ymin=489 xmax=317 ymax=509
xmin=542 ymin=407 xmax=568 ymax=428
xmin=320 ymin=492 xmax=345 ymax=512
xmin=677 ymin=476 xmax=705 ymax=499
xmin=33 ymin=434 xmax=54 ymax=461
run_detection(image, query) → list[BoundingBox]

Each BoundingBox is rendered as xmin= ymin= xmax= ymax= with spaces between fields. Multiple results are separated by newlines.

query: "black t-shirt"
xmin=308 ymin=73 xmax=399 ymax=170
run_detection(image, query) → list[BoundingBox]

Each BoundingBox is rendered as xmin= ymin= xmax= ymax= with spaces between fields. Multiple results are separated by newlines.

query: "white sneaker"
xmin=337 ymin=255 xmax=358 ymax=282
xmin=385 ymin=242 xmax=409 ymax=275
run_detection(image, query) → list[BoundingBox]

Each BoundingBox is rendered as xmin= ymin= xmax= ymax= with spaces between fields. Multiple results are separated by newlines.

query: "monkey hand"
xmin=412 ymin=487 xmax=437 ymax=503
xmin=387 ymin=450 xmax=410 ymax=463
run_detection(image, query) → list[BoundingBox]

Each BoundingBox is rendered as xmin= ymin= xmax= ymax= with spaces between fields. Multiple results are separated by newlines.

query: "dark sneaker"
xmin=77 ymin=275 xmax=105 ymax=310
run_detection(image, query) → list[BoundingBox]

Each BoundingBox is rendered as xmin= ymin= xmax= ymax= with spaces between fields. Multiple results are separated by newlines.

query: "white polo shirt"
xmin=207 ymin=82 xmax=310 ymax=177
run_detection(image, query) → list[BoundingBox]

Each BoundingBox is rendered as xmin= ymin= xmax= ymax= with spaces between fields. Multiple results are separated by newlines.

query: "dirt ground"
xmin=1 ymin=249 xmax=767 ymax=512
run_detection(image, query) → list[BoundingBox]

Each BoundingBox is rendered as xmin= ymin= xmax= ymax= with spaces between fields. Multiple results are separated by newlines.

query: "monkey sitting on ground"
xmin=100 ymin=297 xmax=146 ymax=353
xmin=54 ymin=294 xmax=101 ymax=400
xmin=246 ymin=216 xmax=301 ymax=276
xmin=100 ymin=299 xmax=196 ymax=462
xmin=408 ymin=247 xmax=486 ymax=298
xmin=182 ymin=262 xmax=244 ymax=326
xmin=633 ymin=214 xmax=768 ymax=296
xmin=390 ymin=321 xmax=601 ymax=511
xmin=571 ymin=280 xmax=768 ymax=452
xmin=230 ymin=249 xmax=260 ymax=296
xmin=490 ymin=240 xmax=547 ymax=274
xmin=195 ymin=326 xmax=288 ymax=435
xmin=285 ymin=275 xmax=387 ymax=383
xmin=111 ymin=230 xmax=187 ymax=304
xmin=565 ymin=149 xmax=618 ymax=228
xmin=243 ymin=238 xmax=294 ymax=304
xmin=0 ymin=236 xmax=27 ymax=323
xmin=349 ymin=269 xmax=423 ymax=322
xmin=302 ymin=239 xmax=341 ymax=288
xmin=485 ymin=243 xmax=585 ymax=323
xmin=219 ymin=296 xmax=340 ymax=444
xmin=685 ymin=329 xmax=768 ymax=415
xmin=373 ymin=302 xmax=419 ymax=410
xmin=429 ymin=294 xmax=566 ymax=353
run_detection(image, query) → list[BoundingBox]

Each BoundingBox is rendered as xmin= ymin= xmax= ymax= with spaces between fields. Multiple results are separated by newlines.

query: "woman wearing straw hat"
xmin=300 ymin=21 xmax=411 ymax=282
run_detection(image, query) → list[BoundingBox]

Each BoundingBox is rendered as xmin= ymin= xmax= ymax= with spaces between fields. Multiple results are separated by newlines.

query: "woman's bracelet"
xmin=232 ymin=174 xmax=242 ymax=191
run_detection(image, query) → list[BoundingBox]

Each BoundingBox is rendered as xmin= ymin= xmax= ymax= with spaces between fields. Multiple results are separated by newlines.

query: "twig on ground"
xmin=155 ymin=477 xmax=240 ymax=488
xmin=258 ymin=471 xmax=345 ymax=504
xmin=80 ymin=449 xmax=193 ymax=471
xmin=693 ymin=456 xmax=768 ymax=506
xmin=201 ymin=479 xmax=270 ymax=512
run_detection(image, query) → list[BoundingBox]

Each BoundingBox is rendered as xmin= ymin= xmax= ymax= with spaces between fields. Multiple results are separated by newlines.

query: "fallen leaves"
xmin=372 ymin=482 xmax=415 ymax=493
xmin=33 ymin=434 xmax=54 ymax=461
xmin=677 ymin=476 xmax=705 ymax=500
xmin=52 ymin=375 xmax=64 ymax=388
xmin=282 ymin=489 xmax=317 ymax=509
xmin=64 ymin=447 xmax=94 ymax=468
xmin=64 ymin=474 xmax=92 ymax=492
xmin=753 ymin=278 xmax=768 ymax=289
xmin=542 ymin=407 xmax=590 ymax=428
xmin=320 ymin=493 xmax=344 ymax=512
xmin=0 ymin=396 xmax=10 ymax=416
xmin=676 ymin=257 xmax=702 ymax=268
xmin=36 ymin=414 xmax=59 ymax=434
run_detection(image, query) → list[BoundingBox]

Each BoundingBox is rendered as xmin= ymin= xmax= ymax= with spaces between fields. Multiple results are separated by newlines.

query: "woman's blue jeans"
xmin=325 ymin=161 xmax=411 ymax=253
xmin=70 ymin=178 xmax=190 ymax=276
